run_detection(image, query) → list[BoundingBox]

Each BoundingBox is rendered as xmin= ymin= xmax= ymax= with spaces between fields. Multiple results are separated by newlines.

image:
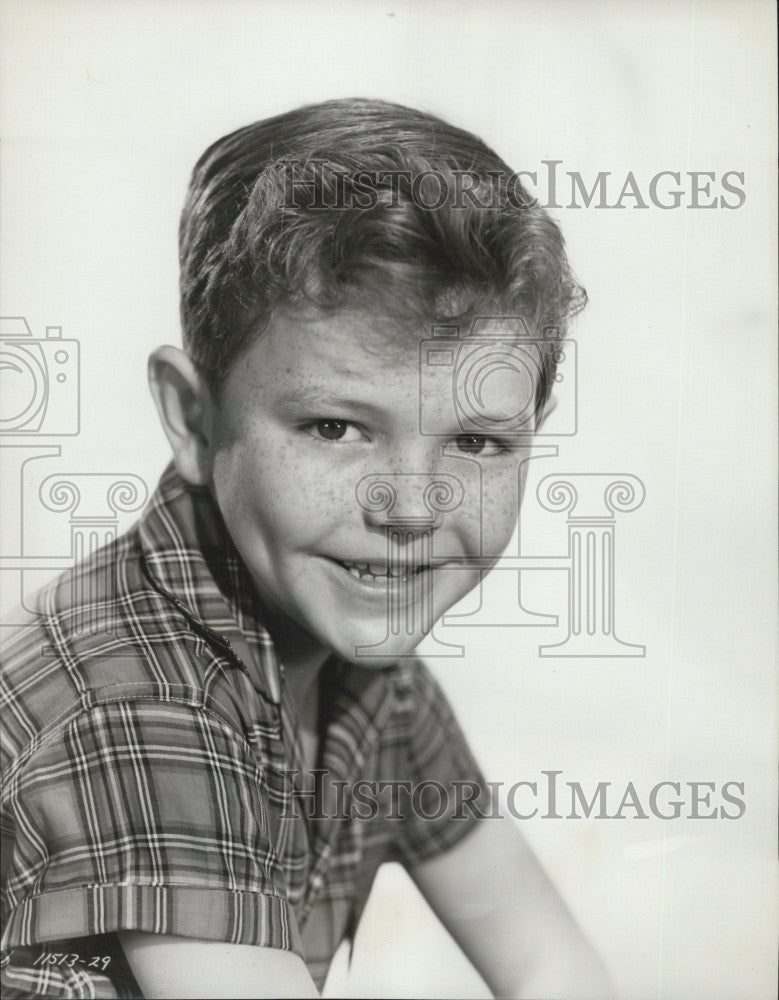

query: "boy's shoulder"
xmin=0 ymin=468 xmax=246 ymax=763
xmin=0 ymin=525 xmax=197 ymax=757
xmin=2 ymin=522 xmax=150 ymax=661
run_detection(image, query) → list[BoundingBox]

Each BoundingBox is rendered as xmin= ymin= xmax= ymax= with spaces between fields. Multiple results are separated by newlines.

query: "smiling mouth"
xmin=333 ymin=558 xmax=427 ymax=582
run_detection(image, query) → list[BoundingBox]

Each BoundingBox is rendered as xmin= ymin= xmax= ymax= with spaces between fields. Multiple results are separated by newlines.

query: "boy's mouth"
xmin=333 ymin=558 xmax=426 ymax=582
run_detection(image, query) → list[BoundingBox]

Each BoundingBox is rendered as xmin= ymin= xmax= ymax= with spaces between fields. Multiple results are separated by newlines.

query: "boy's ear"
xmin=148 ymin=346 xmax=215 ymax=486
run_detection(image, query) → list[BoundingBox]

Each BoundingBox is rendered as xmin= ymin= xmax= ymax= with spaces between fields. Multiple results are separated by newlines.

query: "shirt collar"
xmin=137 ymin=462 xmax=283 ymax=702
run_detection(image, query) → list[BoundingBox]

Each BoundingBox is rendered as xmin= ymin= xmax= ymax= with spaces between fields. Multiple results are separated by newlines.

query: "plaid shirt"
xmin=1 ymin=464 xmax=488 ymax=998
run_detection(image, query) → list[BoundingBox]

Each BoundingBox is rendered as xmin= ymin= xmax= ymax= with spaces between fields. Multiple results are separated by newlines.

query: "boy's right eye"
xmin=306 ymin=419 xmax=364 ymax=443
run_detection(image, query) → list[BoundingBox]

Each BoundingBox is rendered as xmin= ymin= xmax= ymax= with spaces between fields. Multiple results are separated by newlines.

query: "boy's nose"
xmin=355 ymin=472 xmax=464 ymax=530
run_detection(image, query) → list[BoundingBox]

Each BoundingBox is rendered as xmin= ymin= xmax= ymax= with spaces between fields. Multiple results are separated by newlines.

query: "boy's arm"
xmin=408 ymin=814 xmax=613 ymax=1000
xmin=118 ymin=932 xmax=318 ymax=999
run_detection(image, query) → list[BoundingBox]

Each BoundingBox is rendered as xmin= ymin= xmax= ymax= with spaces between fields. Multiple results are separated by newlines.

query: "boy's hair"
xmin=179 ymin=98 xmax=585 ymax=413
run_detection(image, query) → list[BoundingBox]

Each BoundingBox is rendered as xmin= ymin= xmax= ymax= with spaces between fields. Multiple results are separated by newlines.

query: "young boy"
xmin=1 ymin=99 xmax=610 ymax=998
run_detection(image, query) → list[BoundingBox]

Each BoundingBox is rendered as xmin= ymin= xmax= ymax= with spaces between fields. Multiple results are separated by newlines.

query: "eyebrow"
xmin=282 ymin=385 xmax=390 ymax=417
xmin=282 ymin=384 xmax=537 ymax=434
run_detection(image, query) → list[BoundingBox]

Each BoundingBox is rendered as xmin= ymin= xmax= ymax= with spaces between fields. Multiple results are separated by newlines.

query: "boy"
xmin=1 ymin=99 xmax=610 ymax=998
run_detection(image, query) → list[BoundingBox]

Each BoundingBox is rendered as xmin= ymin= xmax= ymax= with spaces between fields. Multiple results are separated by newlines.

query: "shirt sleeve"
xmin=1 ymin=696 xmax=302 ymax=959
xmin=392 ymin=661 xmax=494 ymax=867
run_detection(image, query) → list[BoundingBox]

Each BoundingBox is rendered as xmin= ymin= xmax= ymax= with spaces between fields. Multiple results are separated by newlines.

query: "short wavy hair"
xmin=179 ymin=98 xmax=585 ymax=411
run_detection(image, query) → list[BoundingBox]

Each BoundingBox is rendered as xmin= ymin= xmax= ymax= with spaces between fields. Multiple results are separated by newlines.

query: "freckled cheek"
xmin=281 ymin=454 xmax=355 ymax=513
xmin=479 ymin=475 xmax=523 ymax=552
xmin=230 ymin=447 xmax=355 ymax=541
xmin=212 ymin=446 xmax=289 ymax=537
xmin=447 ymin=496 xmax=510 ymax=559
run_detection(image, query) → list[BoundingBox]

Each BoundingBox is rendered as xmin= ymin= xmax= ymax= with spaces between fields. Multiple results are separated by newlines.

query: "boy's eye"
xmin=308 ymin=419 xmax=364 ymax=443
xmin=448 ymin=434 xmax=507 ymax=457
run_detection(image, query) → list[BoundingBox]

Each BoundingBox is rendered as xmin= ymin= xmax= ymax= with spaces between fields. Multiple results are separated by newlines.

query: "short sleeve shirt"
xmin=1 ymin=465 xmax=489 ymax=998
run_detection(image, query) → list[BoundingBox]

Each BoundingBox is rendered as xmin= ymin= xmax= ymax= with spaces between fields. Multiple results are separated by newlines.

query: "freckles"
xmin=312 ymin=473 xmax=353 ymax=520
xmin=485 ymin=468 xmax=522 ymax=515
xmin=481 ymin=504 xmax=517 ymax=537
xmin=318 ymin=483 xmax=340 ymax=506
xmin=263 ymin=448 xmax=345 ymax=522
xmin=480 ymin=486 xmax=521 ymax=544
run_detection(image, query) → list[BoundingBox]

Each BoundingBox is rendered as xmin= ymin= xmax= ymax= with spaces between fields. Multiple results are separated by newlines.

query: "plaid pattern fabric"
xmin=1 ymin=464 xmax=488 ymax=998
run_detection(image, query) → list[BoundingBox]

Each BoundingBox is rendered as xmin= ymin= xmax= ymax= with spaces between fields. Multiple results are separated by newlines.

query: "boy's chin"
xmin=331 ymin=631 xmax=426 ymax=670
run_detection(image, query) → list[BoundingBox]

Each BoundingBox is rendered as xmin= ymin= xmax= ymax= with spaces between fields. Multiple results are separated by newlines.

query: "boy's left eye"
xmin=446 ymin=434 xmax=508 ymax=457
xmin=307 ymin=419 xmax=365 ymax=443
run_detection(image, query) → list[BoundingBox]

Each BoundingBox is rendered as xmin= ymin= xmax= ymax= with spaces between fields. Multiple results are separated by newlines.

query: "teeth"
xmin=342 ymin=560 xmax=381 ymax=580
xmin=339 ymin=558 xmax=428 ymax=582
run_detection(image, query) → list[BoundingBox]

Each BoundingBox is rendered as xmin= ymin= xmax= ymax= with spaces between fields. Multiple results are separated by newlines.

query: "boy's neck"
xmin=262 ymin=612 xmax=328 ymax=774
xmin=257 ymin=597 xmax=332 ymax=678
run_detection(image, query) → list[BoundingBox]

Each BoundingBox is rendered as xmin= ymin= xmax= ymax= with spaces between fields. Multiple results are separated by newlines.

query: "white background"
xmin=1 ymin=1 xmax=776 ymax=997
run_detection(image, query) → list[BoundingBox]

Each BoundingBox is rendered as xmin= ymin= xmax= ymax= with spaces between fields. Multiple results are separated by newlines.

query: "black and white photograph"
xmin=1 ymin=2 xmax=776 ymax=997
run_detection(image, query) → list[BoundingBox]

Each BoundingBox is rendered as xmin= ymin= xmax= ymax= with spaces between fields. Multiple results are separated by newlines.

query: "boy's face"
xmin=206 ymin=307 xmax=538 ymax=669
